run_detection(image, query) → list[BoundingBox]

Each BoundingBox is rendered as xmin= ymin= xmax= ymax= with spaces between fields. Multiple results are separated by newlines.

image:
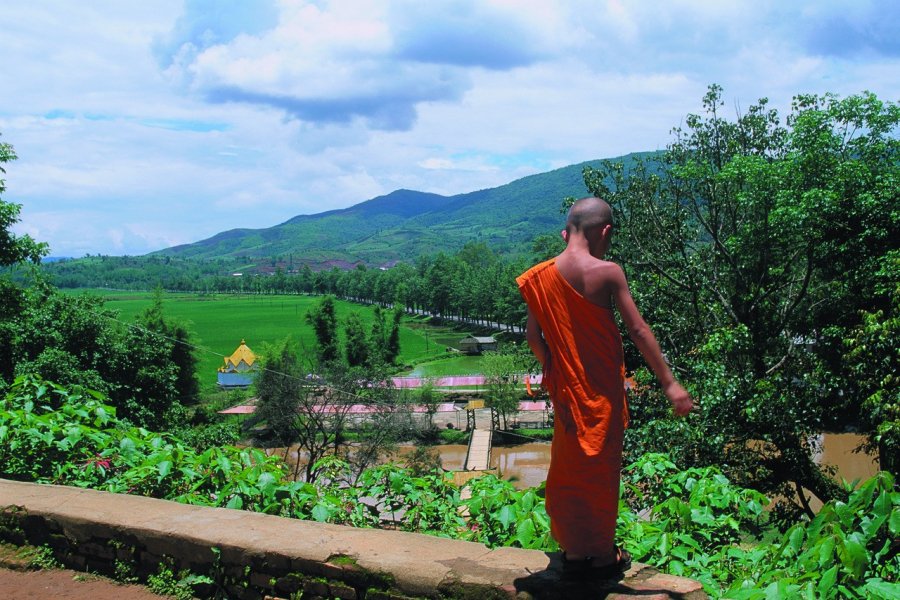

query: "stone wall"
xmin=0 ymin=479 xmax=706 ymax=599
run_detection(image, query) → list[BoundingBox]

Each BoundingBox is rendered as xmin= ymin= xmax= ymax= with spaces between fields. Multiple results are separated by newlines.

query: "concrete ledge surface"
xmin=0 ymin=479 xmax=706 ymax=599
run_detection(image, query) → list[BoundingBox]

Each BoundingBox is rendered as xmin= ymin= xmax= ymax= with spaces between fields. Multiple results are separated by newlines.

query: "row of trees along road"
xmin=589 ymin=86 xmax=898 ymax=521
xmin=44 ymin=242 xmax=532 ymax=333
xmin=230 ymin=244 xmax=532 ymax=332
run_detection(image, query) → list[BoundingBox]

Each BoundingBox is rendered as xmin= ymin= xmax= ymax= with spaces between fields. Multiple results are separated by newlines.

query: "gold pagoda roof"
xmin=219 ymin=339 xmax=257 ymax=371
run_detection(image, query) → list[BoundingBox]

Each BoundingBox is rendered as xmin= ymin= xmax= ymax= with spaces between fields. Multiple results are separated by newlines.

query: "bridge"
xmin=464 ymin=428 xmax=493 ymax=471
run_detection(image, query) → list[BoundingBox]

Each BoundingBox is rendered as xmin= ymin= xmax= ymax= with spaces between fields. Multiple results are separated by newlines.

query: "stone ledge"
xmin=0 ymin=479 xmax=706 ymax=599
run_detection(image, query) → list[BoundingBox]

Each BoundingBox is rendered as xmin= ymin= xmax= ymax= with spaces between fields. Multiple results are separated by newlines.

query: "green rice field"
xmin=74 ymin=290 xmax=483 ymax=392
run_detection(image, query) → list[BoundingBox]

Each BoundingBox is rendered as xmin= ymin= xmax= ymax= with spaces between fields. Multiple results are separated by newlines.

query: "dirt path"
xmin=0 ymin=568 xmax=167 ymax=600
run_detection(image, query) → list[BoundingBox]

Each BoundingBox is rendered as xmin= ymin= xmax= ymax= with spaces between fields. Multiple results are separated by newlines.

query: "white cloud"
xmin=2 ymin=0 xmax=898 ymax=257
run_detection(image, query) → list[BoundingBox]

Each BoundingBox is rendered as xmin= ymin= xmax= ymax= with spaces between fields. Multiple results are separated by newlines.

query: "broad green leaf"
xmin=311 ymin=504 xmax=330 ymax=522
xmin=119 ymin=437 xmax=136 ymax=454
xmin=872 ymin=490 xmax=892 ymax=519
xmin=787 ymin=525 xmax=805 ymax=554
xmin=816 ymin=536 xmax=836 ymax=567
xmin=862 ymin=578 xmax=900 ymax=600
xmin=156 ymin=460 xmax=172 ymax=480
xmin=837 ymin=537 xmax=867 ymax=579
xmin=515 ymin=519 xmax=535 ymax=548
xmin=817 ymin=565 xmax=837 ymax=597
xmin=498 ymin=505 xmax=514 ymax=529
xmin=257 ymin=472 xmax=277 ymax=493
xmin=889 ymin=508 xmax=900 ymax=536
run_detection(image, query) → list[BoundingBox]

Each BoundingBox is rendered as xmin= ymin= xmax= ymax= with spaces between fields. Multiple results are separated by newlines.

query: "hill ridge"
xmin=151 ymin=152 xmax=657 ymax=266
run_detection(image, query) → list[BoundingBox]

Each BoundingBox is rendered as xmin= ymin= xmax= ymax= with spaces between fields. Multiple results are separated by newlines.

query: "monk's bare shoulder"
xmin=582 ymin=259 xmax=623 ymax=307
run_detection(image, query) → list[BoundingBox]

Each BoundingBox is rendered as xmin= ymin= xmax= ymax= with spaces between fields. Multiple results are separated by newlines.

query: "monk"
xmin=517 ymin=196 xmax=693 ymax=577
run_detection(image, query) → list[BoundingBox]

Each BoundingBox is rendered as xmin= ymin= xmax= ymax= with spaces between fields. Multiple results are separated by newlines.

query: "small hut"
xmin=459 ymin=335 xmax=497 ymax=355
xmin=217 ymin=339 xmax=258 ymax=388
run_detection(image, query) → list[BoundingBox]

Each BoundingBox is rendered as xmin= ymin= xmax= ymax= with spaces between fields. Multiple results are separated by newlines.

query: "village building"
xmin=459 ymin=335 xmax=497 ymax=354
xmin=217 ymin=339 xmax=258 ymax=388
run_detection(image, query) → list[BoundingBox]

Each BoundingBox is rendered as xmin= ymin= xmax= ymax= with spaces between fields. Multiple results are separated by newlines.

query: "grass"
xmin=401 ymin=355 xmax=484 ymax=377
xmin=77 ymin=291 xmax=492 ymax=393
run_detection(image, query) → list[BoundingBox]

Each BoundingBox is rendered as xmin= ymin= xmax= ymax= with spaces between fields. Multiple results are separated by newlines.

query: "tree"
xmin=416 ymin=378 xmax=440 ymax=432
xmin=843 ymin=286 xmax=900 ymax=474
xmin=138 ymin=287 xmax=200 ymax=404
xmin=481 ymin=351 xmax=522 ymax=430
xmin=343 ymin=312 xmax=369 ymax=367
xmin=582 ymin=86 xmax=898 ymax=514
xmin=0 ymin=135 xmax=47 ymax=268
xmin=305 ymin=295 xmax=339 ymax=366
xmin=384 ymin=305 xmax=403 ymax=364
xmin=253 ymin=341 xmax=407 ymax=482
xmin=253 ymin=339 xmax=309 ymax=448
xmin=253 ymin=339 xmax=352 ymax=481
xmin=0 ymin=133 xmax=196 ymax=428
xmin=369 ymin=305 xmax=388 ymax=364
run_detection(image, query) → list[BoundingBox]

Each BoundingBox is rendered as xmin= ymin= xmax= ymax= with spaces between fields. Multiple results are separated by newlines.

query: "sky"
xmin=2 ymin=0 xmax=898 ymax=257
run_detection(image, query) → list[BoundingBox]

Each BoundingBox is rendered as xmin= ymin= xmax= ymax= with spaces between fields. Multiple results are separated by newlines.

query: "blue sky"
xmin=2 ymin=0 xmax=898 ymax=257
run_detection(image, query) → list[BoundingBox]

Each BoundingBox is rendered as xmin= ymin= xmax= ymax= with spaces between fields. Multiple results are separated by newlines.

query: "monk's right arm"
xmin=525 ymin=308 xmax=549 ymax=368
xmin=609 ymin=265 xmax=693 ymax=416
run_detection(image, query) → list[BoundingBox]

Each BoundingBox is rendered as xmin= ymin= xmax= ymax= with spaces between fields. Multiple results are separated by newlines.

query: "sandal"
xmin=561 ymin=545 xmax=632 ymax=579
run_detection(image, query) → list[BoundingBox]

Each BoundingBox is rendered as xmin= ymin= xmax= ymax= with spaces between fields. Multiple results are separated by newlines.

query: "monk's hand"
xmin=664 ymin=382 xmax=693 ymax=417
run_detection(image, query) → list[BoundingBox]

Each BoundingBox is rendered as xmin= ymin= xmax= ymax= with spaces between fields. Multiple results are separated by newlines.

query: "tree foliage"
xmin=583 ymin=86 xmax=899 ymax=512
xmin=481 ymin=351 xmax=523 ymax=430
xmin=0 ymin=136 xmax=47 ymax=267
xmin=252 ymin=339 xmax=410 ymax=481
xmin=0 ymin=132 xmax=199 ymax=430
xmin=305 ymin=295 xmax=339 ymax=366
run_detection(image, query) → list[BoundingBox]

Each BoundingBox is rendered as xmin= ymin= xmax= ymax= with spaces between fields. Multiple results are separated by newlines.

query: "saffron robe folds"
xmin=516 ymin=259 xmax=628 ymax=559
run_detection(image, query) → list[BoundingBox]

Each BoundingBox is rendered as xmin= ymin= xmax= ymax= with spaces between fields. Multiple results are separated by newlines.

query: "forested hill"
xmin=152 ymin=152 xmax=655 ymax=267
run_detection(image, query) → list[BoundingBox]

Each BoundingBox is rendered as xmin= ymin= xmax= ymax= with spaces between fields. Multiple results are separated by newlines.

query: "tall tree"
xmin=138 ymin=286 xmax=200 ymax=404
xmin=305 ymin=295 xmax=339 ymax=366
xmin=343 ymin=312 xmax=369 ymax=367
xmin=369 ymin=305 xmax=388 ymax=365
xmin=583 ymin=86 xmax=899 ymax=514
xmin=0 ymin=135 xmax=47 ymax=268
xmin=481 ymin=351 xmax=522 ymax=430
xmin=384 ymin=306 xmax=403 ymax=364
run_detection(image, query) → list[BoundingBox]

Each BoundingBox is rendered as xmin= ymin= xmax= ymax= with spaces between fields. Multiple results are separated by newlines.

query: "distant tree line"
xmin=41 ymin=242 xmax=535 ymax=331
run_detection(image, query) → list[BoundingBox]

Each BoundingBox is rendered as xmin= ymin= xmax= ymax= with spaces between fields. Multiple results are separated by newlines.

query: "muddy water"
xmin=810 ymin=433 xmax=880 ymax=484
xmin=275 ymin=432 xmax=879 ymax=510
xmin=430 ymin=433 xmax=880 ymax=495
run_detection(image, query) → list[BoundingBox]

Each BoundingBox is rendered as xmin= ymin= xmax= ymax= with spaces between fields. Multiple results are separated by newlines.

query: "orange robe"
xmin=517 ymin=259 xmax=628 ymax=559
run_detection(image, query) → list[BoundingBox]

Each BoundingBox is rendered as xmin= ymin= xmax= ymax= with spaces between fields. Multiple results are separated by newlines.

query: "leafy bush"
xmin=618 ymin=454 xmax=899 ymax=598
xmin=2 ymin=375 xmax=897 ymax=598
xmin=462 ymin=475 xmax=555 ymax=550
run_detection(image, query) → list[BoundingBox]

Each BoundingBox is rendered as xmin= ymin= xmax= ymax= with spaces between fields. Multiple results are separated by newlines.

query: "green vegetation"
xmin=83 ymin=291 xmax=455 ymax=391
xmin=0 ymin=134 xmax=47 ymax=267
xmin=1 ymin=376 xmax=896 ymax=598
xmin=403 ymin=355 xmax=484 ymax=377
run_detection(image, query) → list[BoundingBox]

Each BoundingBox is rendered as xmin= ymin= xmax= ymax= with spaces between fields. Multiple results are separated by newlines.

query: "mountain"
xmin=153 ymin=152 xmax=654 ymax=267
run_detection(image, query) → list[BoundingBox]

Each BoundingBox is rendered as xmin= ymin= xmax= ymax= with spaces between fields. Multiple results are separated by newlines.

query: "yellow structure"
xmin=217 ymin=340 xmax=258 ymax=388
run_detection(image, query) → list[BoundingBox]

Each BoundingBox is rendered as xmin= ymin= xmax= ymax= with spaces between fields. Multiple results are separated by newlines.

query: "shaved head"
xmin=566 ymin=197 xmax=612 ymax=234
